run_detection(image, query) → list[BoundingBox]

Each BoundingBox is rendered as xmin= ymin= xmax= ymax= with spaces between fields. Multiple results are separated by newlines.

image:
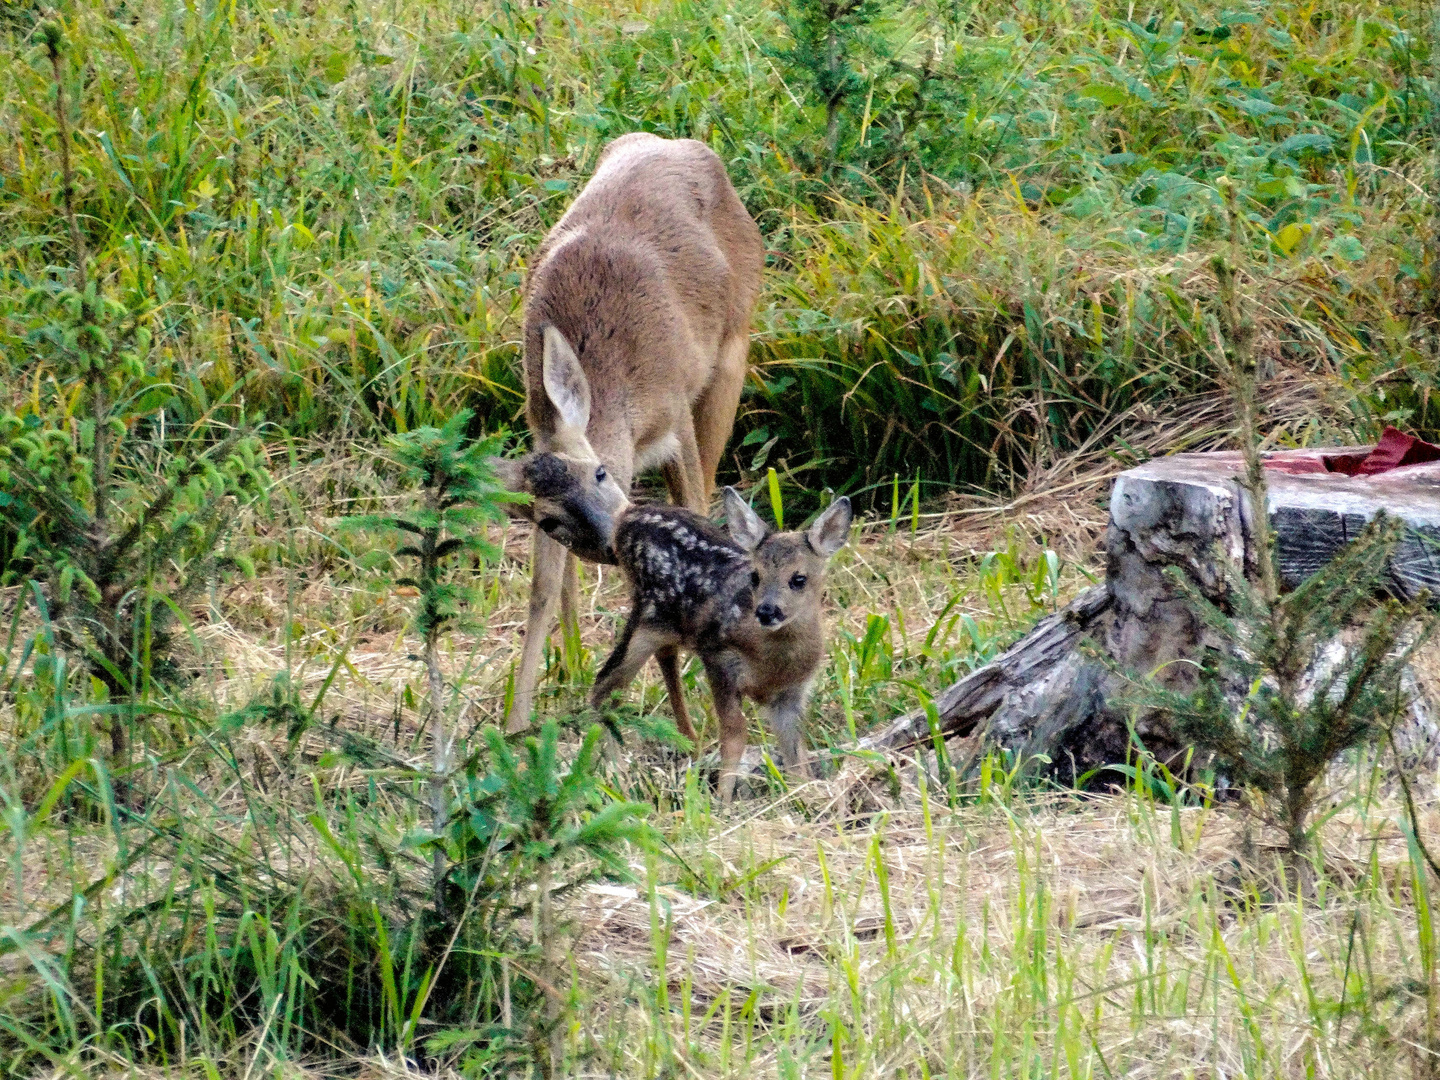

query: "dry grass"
xmin=9 ymin=434 xmax=1440 ymax=1078
xmin=562 ymin=777 xmax=1440 ymax=1078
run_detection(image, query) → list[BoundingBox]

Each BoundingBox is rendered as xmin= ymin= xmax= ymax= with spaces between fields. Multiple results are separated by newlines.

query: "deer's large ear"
xmin=541 ymin=326 xmax=591 ymax=433
xmin=806 ymin=496 xmax=853 ymax=557
xmin=487 ymin=457 xmax=537 ymax=521
xmin=723 ymin=487 xmax=768 ymax=551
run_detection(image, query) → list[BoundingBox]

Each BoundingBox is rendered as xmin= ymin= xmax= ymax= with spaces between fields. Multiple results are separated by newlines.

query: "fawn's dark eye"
xmin=789 ymin=572 xmax=807 ymax=590
xmin=538 ymin=517 xmax=563 ymax=534
xmin=750 ymin=571 xmax=761 ymax=587
xmin=595 ymin=465 xmax=607 ymax=484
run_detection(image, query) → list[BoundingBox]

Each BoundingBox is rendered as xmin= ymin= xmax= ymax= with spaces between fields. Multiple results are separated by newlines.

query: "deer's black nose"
xmin=756 ymin=602 xmax=784 ymax=627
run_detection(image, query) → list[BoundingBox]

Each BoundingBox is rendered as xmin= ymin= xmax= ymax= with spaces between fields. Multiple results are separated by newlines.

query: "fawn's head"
xmin=492 ymin=326 xmax=630 ymax=563
xmin=722 ymin=488 xmax=853 ymax=631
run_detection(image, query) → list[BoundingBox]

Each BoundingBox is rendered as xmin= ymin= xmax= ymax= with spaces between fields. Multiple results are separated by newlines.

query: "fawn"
xmin=498 ymin=460 xmax=853 ymax=802
xmin=495 ymin=133 xmax=763 ymax=732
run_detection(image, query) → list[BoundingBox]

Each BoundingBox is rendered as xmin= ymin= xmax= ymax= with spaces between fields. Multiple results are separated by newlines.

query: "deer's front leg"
xmin=704 ymin=660 xmax=747 ymax=805
xmin=761 ymin=685 xmax=812 ymax=783
xmin=506 ymin=530 xmax=568 ymax=731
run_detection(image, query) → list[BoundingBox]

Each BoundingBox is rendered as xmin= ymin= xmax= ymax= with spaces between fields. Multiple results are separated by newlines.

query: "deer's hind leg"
xmin=591 ymin=620 xmax=679 ymax=709
xmin=691 ymin=333 xmax=749 ymax=504
xmin=660 ymin=409 xmax=709 ymax=515
xmin=656 ymin=648 xmax=699 ymax=747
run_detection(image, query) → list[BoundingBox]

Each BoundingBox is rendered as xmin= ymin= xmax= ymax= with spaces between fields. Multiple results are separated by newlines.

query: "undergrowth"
xmin=2 ymin=0 xmax=1438 ymax=508
xmin=4 ymin=0 xmax=1440 ymax=1075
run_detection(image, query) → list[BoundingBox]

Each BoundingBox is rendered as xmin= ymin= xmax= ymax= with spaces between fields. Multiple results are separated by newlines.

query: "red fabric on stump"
xmin=1259 ymin=427 xmax=1440 ymax=477
xmin=1324 ymin=426 xmax=1440 ymax=476
xmin=1262 ymin=455 xmax=1330 ymax=475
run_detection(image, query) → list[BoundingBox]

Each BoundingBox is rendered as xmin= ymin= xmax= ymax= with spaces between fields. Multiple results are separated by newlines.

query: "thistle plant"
xmin=342 ymin=410 xmax=515 ymax=903
xmin=0 ymin=23 xmax=268 ymax=757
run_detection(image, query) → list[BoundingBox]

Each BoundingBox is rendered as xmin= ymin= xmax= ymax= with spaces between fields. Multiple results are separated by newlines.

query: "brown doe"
xmin=492 ymin=133 xmax=763 ymax=731
xmin=506 ymin=470 xmax=853 ymax=802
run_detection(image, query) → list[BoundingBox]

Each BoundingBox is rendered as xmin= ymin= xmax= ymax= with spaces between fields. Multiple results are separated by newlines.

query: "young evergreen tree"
xmin=767 ymin=0 xmax=893 ymax=171
xmin=341 ymin=410 xmax=514 ymax=905
xmin=436 ymin=721 xmax=654 ymax=1078
xmin=0 ymin=24 xmax=268 ymax=757
xmin=1136 ymin=186 xmax=1437 ymax=868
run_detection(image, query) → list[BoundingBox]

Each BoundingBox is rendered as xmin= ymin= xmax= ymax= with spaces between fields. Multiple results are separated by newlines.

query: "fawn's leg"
xmin=705 ymin=661 xmax=748 ymax=805
xmin=591 ymin=621 xmax=677 ymax=709
xmin=506 ymin=529 xmax=567 ymax=732
xmin=656 ymin=647 xmax=699 ymax=746
xmin=761 ymin=685 xmax=812 ymax=783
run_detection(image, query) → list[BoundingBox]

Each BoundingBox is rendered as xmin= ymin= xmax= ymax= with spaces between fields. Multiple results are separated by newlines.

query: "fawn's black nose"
xmin=756 ymin=602 xmax=784 ymax=627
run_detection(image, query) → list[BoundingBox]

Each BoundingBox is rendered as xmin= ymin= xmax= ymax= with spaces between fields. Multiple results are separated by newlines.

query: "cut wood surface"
xmin=1114 ymin=449 xmax=1440 ymax=600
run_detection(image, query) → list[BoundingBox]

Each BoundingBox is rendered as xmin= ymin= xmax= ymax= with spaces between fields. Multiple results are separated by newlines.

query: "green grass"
xmin=4 ymin=0 xmax=1440 ymax=1074
xmin=3 ymin=0 xmax=1437 ymax=506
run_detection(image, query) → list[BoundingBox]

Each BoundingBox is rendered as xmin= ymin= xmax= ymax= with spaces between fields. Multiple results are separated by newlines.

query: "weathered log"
xmin=855 ymin=586 xmax=1111 ymax=753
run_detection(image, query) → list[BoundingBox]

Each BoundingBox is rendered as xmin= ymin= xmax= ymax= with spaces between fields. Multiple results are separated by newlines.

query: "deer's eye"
xmin=595 ymin=465 xmax=607 ymax=484
xmin=750 ymin=571 xmax=761 ymax=587
xmin=789 ymin=572 xmax=807 ymax=590
xmin=539 ymin=517 xmax=563 ymax=535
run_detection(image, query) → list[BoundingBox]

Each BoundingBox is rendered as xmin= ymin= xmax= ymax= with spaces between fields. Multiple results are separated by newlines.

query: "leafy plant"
xmin=0 ymin=23 xmax=268 ymax=756
xmin=341 ymin=409 xmax=515 ymax=902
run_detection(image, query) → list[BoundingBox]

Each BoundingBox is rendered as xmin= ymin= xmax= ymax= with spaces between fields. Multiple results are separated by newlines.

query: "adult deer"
xmin=495 ymin=133 xmax=763 ymax=731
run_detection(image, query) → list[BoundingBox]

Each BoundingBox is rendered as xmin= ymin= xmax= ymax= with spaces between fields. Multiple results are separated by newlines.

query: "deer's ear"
xmin=541 ymin=326 xmax=591 ymax=433
xmin=487 ymin=457 xmax=537 ymax=521
xmin=723 ymin=487 xmax=768 ymax=551
xmin=807 ymin=496 xmax=853 ymax=557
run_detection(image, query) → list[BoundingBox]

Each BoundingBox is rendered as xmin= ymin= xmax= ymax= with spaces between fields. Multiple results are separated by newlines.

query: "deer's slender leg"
xmin=705 ymin=660 xmax=748 ymax=805
xmin=506 ymin=529 xmax=567 ymax=731
xmin=762 ymin=685 xmax=811 ymax=781
xmin=692 ymin=334 xmax=749 ymax=505
xmin=591 ymin=622 xmax=679 ymax=708
xmin=656 ymin=647 xmax=699 ymax=746
xmin=557 ymin=550 xmax=582 ymax=678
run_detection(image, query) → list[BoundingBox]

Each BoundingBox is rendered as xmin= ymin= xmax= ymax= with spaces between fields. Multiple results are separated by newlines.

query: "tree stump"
xmin=860 ymin=448 xmax=1440 ymax=781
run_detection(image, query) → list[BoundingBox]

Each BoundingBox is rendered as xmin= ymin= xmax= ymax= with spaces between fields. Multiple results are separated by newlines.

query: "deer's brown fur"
xmin=495 ymin=133 xmax=763 ymax=731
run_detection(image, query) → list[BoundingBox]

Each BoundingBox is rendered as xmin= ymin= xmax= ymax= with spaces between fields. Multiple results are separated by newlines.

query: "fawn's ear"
xmin=806 ymin=496 xmax=853 ymax=557
xmin=487 ymin=457 xmax=537 ymax=521
xmin=541 ymin=326 xmax=591 ymax=435
xmin=723 ymin=487 xmax=768 ymax=551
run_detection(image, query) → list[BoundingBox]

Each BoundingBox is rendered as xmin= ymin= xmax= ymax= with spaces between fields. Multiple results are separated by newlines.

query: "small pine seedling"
xmin=1135 ymin=189 xmax=1438 ymax=873
xmin=459 ymin=721 xmax=654 ymax=1079
xmin=0 ymin=23 xmax=268 ymax=758
xmin=342 ymin=409 xmax=516 ymax=905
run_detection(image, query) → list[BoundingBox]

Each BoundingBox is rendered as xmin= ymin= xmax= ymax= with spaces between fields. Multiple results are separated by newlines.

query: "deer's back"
xmin=615 ymin=506 xmax=751 ymax=637
xmin=522 ymin=135 xmax=762 ymax=449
